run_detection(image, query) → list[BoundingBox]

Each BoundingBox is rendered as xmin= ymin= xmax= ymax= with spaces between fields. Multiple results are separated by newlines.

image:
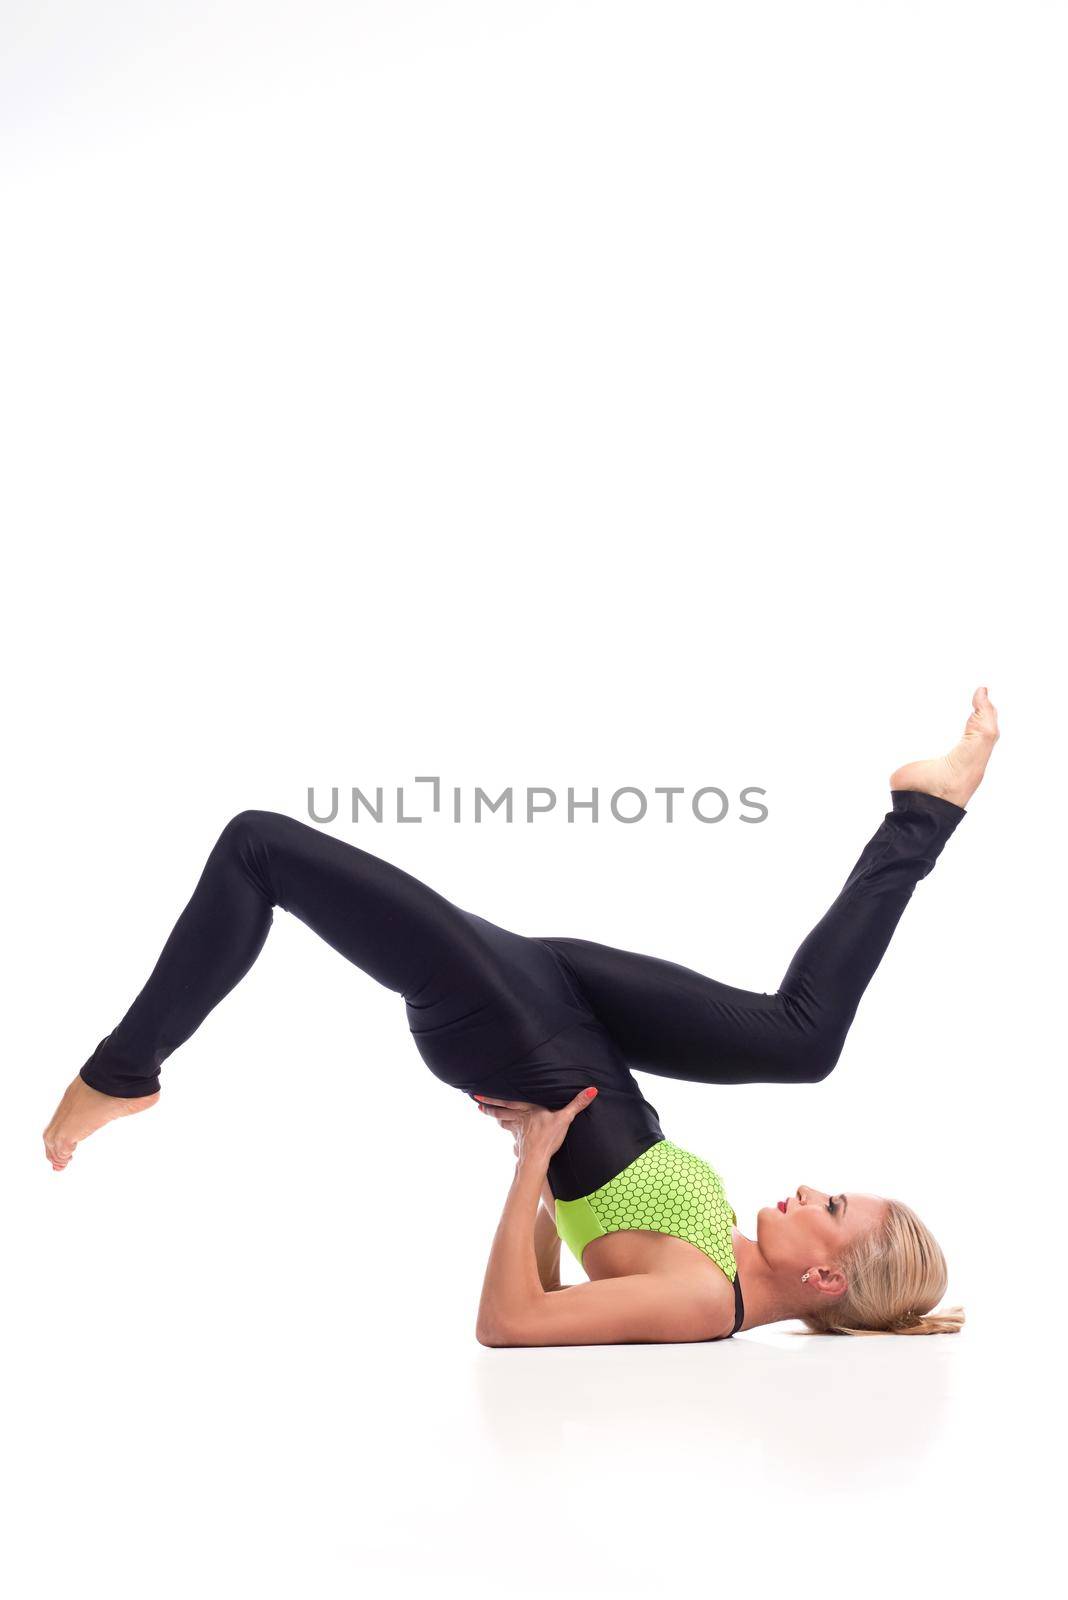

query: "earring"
xmin=801 ymin=1272 xmax=810 ymax=1283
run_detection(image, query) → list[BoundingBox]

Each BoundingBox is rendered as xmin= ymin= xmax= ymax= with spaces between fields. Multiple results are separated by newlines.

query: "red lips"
xmin=777 ymin=1199 xmax=788 ymax=1212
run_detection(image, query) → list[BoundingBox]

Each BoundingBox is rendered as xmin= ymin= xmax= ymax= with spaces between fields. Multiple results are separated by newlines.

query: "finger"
xmin=486 ymin=1106 xmax=529 ymax=1129
xmin=566 ymin=1088 xmax=599 ymax=1117
xmin=482 ymin=1106 xmax=522 ymax=1134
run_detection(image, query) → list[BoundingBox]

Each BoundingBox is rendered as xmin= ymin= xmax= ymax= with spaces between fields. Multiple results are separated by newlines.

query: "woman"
xmin=43 ymin=689 xmax=999 ymax=1347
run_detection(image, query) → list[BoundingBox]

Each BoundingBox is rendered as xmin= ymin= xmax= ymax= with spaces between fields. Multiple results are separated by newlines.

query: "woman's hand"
xmin=474 ymin=1088 xmax=598 ymax=1169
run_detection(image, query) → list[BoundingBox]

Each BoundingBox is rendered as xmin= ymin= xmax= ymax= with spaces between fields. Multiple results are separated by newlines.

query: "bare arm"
xmin=476 ymin=1155 xmax=545 ymax=1340
xmin=534 ymin=1193 xmax=566 ymax=1292
xmin=481 ymin=1268 xmax=729 ymax=1347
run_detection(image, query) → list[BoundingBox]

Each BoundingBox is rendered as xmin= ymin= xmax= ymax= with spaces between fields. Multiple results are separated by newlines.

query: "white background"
xmin=2 ymin=3 xmax=1063 ymax=1596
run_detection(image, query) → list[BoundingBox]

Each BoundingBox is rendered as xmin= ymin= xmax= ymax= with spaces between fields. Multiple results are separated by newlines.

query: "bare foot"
xmin=42 ymin=1075 xmax=160 ymax=1171
xmin=890 ymin=686 xmax=1000 ymax=809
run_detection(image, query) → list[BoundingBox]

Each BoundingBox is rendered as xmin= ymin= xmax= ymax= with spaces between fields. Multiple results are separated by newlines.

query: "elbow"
xmin=475 ymin=1301 xmax=504 ymax=1346
xmin=476 ymin=1305 xmax=538 ymax=1347
xmin=476 ymin=1318 xmax=513 ymax=1348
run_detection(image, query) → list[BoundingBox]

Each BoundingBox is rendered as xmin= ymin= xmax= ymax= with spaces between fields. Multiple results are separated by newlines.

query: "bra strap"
xmin=731 ymin=1271 xmax=745 ymax=1335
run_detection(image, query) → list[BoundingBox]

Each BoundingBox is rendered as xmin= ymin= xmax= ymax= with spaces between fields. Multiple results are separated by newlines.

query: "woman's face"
xmin=757 ymin=1186 xmax=890 ymax=1295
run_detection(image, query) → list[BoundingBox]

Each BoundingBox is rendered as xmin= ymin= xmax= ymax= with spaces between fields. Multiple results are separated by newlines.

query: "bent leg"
xmin=540 ymin=789 xmax=966 ymax=1086
xmin=80 ymin=810 xmax=505 ymax=1098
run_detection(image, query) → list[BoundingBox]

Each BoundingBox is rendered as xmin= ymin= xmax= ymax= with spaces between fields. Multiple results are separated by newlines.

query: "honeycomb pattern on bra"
xmin=585 ymin=1139 xmax=738 ymax=1281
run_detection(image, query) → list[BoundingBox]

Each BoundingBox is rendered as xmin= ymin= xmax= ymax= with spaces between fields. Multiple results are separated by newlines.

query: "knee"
xmin=220 ymin=809 xmax=282 ymax=845
xmin=215 ymin=809 xmax=287 ymax=865
xmin=795 ymin=1057 xmax=836 ymax=1085
xmin=214 ymin=810 xmax=285 ymax=901
xmin=777 ymin=995 xmax=848 ymax=1083
xmin=791 ymin=1033 xmax=846 ymax=1084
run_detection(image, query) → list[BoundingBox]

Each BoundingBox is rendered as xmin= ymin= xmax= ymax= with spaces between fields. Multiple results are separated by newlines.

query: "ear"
xmin=810 ymin=1265 xmax=849 ymax=1300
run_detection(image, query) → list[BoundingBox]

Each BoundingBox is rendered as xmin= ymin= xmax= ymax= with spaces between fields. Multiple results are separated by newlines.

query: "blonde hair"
xmin=793 ymin=1198 xmax=965 ymax=1337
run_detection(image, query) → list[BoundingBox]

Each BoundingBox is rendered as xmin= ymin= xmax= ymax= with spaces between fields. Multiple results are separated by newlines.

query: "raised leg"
xmin=542 ymin=789 xmax=967 ymax=1086
xmin=78 ymin=810 xmax=500 ymax=1100
xmin=45 ymin=809 xmax=592 ymax=1168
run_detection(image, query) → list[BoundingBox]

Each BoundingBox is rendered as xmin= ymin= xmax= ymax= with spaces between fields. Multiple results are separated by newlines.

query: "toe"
xmin=968 ymin=686 xmax=998 ymax=738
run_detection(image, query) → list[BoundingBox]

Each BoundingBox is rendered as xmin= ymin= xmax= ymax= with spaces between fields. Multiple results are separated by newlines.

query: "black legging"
xmin=80 ymin=790 xmax=965 ymax=1200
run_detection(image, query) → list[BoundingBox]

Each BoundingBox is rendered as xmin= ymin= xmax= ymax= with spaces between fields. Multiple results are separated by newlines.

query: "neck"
xmin=732 ymin=1228 xmax=800 ymax=1332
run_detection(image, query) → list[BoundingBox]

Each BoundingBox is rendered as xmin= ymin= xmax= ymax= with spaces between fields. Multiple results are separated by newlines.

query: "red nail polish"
xmin=473 ymin=1094 xmax=484 ymax=1100
xmin=585 ymin=1087 xmax=598 ymax=1098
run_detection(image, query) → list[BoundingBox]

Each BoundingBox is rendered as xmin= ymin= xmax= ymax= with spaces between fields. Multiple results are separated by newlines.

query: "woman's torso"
xmin=566 ymin=1220 xmax=742 ymax=1339
xmin=553 ymin=1138 xmax=743 ymax=1337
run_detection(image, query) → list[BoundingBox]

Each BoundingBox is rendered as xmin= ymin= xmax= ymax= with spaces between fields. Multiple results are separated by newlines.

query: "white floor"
xmin=4 ymin=1233 xmax=1051 ymax=1600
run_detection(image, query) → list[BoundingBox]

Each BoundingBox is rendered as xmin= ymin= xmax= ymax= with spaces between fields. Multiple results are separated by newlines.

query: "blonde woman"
xmin=44 ymin=690 xmax=999 ymax=1346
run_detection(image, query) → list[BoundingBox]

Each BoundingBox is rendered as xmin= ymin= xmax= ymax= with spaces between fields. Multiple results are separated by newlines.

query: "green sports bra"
xmin=554 ymin=1138 xmax=739 ymax=1285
